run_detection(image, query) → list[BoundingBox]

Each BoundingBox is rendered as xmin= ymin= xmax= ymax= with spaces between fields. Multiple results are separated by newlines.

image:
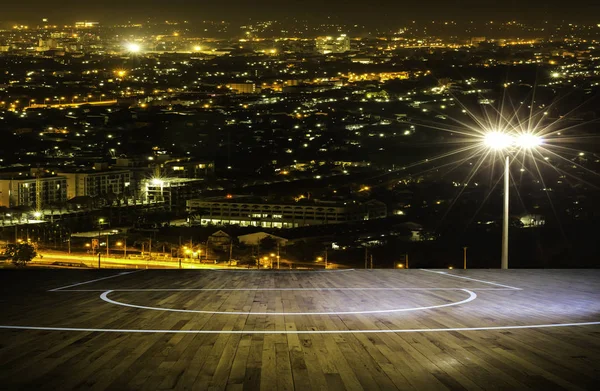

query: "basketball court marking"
xmin=99 ymin=288 xmax=478 ymax=315
xmin=210 ymin=269 xmax=356 ymax=273
xmin=58 ymin=287 xmax=514 ymax=292
xmin=48 ymin=271 xmax=143 ymax=292
xmin=1 ymin=321 xmax=599 ymax=334
xmin=420 ymin=269 xmax=522 ymax=290
xmin=3 ymin=269 xmax=597 ymax=335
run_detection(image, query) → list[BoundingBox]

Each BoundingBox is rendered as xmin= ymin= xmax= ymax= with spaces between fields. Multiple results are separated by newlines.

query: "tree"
xmin=259 ymin=236 xmax=278 ymax=252
xmin=0 ymin=206 xmax=8 ymax=226
xmin=3 ymin=243 xmax=37 ymax=267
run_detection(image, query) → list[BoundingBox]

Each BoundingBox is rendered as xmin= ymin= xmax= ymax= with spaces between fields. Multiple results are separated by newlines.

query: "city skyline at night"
xmin=2 ymin=0 xmax=600 ymax=26
xmin=0 ymin=2 xmax=599 ymax=390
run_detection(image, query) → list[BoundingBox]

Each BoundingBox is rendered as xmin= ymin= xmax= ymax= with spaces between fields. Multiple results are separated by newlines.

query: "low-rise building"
xmin=237 ymin=232 xmax=289 ymax=247
xmin=226 ymin=83 xmax=259 ymax=94
xmin=186 ymin=197 xmax=387 ymax=228
xmin=162 ymin=159 xmax=215 ymax=179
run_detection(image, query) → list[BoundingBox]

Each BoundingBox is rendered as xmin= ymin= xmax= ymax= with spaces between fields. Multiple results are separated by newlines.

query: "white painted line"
xmin=420 ymin=269 xmax=522 ymax=290
xmin=48 ymin=271 xmax=143 ymax=292
xmin=58 ymin=287 xmax=513 ymax=292
xmin=210 ymin=269 xmax=355 ymax=273
xmin=1 ymin=321 xmax=599 ymax=334
xmin=100 ymin=289 xmax=477 ymax=316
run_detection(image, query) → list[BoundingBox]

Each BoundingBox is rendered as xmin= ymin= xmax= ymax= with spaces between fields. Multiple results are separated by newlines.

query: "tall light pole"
xmin=97 ymin=218 xmax=104 ymax=268
xmin=483 ymin=132 xmax=542 ymax=269
xmin=501 ymin=155 xmax=510 ymax=269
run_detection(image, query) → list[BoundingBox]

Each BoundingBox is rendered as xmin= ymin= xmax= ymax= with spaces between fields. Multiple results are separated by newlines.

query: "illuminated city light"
xmin=483 ymin=132 xmax=514 ymax=150
xmin=516 ymin=134 xmax=543 ymax=149
xmin=125 ymin=43 xmax=141 ymax=53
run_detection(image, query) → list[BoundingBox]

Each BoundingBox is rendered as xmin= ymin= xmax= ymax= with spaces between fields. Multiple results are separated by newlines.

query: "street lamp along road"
xmin=97 ymin=218 xmax=105 ymax=268
xmin=482 ymin=131 xmax=543 ymax=269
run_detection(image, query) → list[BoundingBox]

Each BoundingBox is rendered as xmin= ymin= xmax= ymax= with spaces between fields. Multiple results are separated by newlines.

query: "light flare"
xmin=125 ymin=43 xmax=141 ymax=53
xmin=484 ymin=132 xmax=514 ymax=150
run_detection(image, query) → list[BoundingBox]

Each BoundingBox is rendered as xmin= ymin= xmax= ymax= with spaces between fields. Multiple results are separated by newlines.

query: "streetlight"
xmin=116 ymin=240 xmax=127 ymax=257
xmin=483 ymin=131 xmax=543 ymax=269
xmin=97 ymin=218 xmax=105 ymax=268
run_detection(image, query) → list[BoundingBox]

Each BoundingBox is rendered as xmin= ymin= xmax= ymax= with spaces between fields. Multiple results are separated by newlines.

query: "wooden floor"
xmin=1 ymin=268 xmax=599 ymax=390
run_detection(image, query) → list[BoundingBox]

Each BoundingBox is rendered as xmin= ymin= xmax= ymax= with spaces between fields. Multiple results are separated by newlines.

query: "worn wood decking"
xmin=1 ymin=268 xmax=599 ymax=390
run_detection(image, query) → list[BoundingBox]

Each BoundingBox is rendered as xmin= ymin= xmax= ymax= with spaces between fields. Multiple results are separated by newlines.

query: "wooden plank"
xmin=1 ymin=269 xmax=600 ymax=390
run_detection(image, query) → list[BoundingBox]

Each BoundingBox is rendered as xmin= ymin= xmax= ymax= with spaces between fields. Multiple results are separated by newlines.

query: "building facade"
xmin=58 ymin=169 xmax=132 ymax=199
xmin=186 ymin=198 xmax=387 ymax=228
xmin=226 ymin=83 xmax=259 ymax=94
xmin=144 ymin=178 xmax=205 ymax=212
xmin=162 ymin=160 xmax=215 ymax=179
xmin=0 ymin=176 xmax=67 ymax=208
xmin=315 ymin=35 xmax=351 ymax=54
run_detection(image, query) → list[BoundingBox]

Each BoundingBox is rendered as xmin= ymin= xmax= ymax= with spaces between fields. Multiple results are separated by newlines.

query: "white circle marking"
xmin=100 ymin=288 xmax=478 ymax=315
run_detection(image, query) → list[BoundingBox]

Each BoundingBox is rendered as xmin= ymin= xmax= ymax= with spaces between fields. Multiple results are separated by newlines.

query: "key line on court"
xmin=420 ymin=269 xmax=522 ymax=290
xmin=48 ymin=270 xmax=144 ymax=292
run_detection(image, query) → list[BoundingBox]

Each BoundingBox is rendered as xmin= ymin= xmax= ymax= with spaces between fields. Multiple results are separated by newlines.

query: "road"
xmin=31 ymin=251 xmax=223 ymax=270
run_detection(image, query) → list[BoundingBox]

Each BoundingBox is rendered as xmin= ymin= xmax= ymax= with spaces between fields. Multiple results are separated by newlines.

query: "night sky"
xmin=2 ymin=0 xmax=599 ymax=24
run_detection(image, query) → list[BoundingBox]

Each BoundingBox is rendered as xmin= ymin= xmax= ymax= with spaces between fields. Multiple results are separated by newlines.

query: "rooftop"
xmin=0 ymin=269 xmax=598 ymax=389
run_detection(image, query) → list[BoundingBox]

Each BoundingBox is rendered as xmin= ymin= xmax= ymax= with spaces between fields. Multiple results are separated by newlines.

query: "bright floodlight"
xmin=126 ymin=43 xmax=141 ymax=53
xmin=151 ymin=178 xmax=164 ymax=186
xmin=516 ymin=134 xmax=542 ymax=149
xmin=484 ymin=132 xmax=514 ymax=150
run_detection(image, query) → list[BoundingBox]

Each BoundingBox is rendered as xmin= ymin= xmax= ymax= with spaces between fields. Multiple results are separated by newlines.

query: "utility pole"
xmin=364 ymin=247 xmax=368 ymax=269
xmin=325 ymin=247 xmax=328 ymax=269
xmin=463 ymin=247 xmax=468 ymax=269
xmin=370 ymin=254 xmax=373 ymax=269
xmin=124 ymin=238 xmax=127 ymax=257
xmin=229 ymin=242 xmax=233 ymax=266
xmin=406 ymin=253 xmax=409 ymax=269
xmin=98 ymin=253 xmax=101 ymax=269
xmin=106 ymin=234 xmax=109 ymax=257
xmin=276 ymin=242 xmax=280 ymax=269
